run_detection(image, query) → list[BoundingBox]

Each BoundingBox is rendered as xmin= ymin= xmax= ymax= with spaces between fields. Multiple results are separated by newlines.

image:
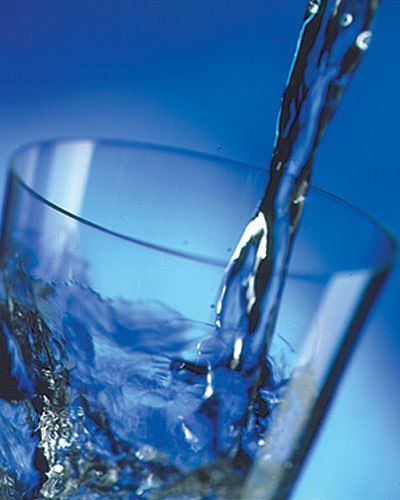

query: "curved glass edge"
xmin=308 ymin=183 xmax=398 ymax=272
xmin=242 ymin=261 xmax=392 ymax=500
xmin=8 ymin=138 xmax=399 ymax=277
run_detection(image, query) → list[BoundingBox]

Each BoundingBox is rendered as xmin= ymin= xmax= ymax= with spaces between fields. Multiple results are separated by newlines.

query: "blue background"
xmin=1 ymin=1 xmax=399 ymax=498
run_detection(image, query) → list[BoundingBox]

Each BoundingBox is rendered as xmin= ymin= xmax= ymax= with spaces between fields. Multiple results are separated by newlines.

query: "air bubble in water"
xmin=53 ymin=464 xmax=64 ymax=474
xmin=356 ymin=31 xmax=372 ymax=51
xmin=340 ymin=13 xmax=353 ymax=27
xmin=308 ymin=1 xmax=320 ymax=15
xmin=136 ymin=445 xmax=157 ymax=462
xmin=58 ymin=438 xmax=69 ymax=449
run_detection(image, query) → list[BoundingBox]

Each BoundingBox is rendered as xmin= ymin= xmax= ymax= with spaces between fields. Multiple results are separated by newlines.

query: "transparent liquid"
xmin=0 ymin=257 xmax=295 ymax=498
xmin=216 ymin=0 xmax=379 ymax=442
xmin=0 ymin=0 xmax=380 ymax=498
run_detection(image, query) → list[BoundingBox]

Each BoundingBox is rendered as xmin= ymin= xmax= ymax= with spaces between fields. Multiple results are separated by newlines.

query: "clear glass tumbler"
xmin=0 ymin=139 xmax=396 ymax=498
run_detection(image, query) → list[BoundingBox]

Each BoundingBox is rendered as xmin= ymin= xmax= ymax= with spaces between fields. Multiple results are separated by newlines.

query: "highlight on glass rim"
xmin=0 ymin=1 xmax=398 ymax=499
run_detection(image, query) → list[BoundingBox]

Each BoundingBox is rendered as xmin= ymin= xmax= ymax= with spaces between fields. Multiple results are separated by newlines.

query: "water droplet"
xmin=210 ymin=304 xmax=215 ymax=309
xmin=284 ymin=460 xmax=294 ymax=470
xmin=53 ymin=464 xmax=64 ymax=474
xmin=170 ymin=360 xmax=185 ymax=372
xmin=181 ymin=421 xmax=201 ymax=451
xmin=204 ymin=372 xmax=214 ymax=399
xmin=230 ymin=338 xmax=243 ymax=370
xmin=136 ymin=445 xmax=157 ymax=462
xmin=182 ymin=240 xmax=189 ymax=246
xmin=293 ymin=193 xmax=305 ymax=205
xmin=58 ymin=438 xmax=69 ymax=449
xmin=340 ymin=13 xmax=353 ymax=27
xmin=108 ymin=469 xmax=118 ymax=483
xmin=356 ymin=31 xmax=372 ymax=51
xmin=308 ymin=1 xmax=320 ymax=15
xmin=227 ymin=247 xmax=233 ymax=252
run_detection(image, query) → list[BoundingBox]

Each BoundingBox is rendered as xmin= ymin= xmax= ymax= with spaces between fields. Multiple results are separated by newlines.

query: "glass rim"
xmin=9 ymin=137 xmax=399 ymax=275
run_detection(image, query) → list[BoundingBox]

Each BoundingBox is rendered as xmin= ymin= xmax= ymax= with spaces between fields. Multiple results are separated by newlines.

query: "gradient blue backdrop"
xmin=1 ymin=1 xmax=399 ymax=498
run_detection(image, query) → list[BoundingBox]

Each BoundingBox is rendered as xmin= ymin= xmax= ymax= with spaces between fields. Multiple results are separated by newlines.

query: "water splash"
xmin=340 ymin=12 xmax=354 ymax=27
xmin=0 ymin=1 xmax=383 ymax=497
xmin=0 ymin=257 xmax=296 ymax=497
xmin=356 ymin=30 xmax=373 ymax=50
xmin=216 ymin=0 xmax=381 ymax=436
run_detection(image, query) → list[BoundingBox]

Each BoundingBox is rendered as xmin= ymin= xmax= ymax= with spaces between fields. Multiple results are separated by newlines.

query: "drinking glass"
xmin=0 ymin=139 xmax=396 ymax=498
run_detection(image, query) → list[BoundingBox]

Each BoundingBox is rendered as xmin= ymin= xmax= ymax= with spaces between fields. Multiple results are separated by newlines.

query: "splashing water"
xmin=0 ymin=1 xmax=382 ymax=498
xmin=216 ymin=0 xmax=380 ymax=428
xmin=0 ymin=256 xmax=296 ymax=498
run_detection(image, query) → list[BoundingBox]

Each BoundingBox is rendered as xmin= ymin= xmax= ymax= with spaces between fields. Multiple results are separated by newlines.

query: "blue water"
xmin=216 ymin=0 xmax=380 ymax=432
xmin=0 ymin=255 xmax=293 ymax=498
xmin=0 ymin=1 xmax=382 ymax=498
